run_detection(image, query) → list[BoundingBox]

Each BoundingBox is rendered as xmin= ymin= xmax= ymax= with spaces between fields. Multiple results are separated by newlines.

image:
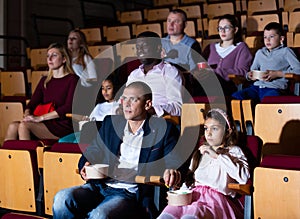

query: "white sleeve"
xmin=84 ymin=55 xmax=97 ymax=80
xmin=216 ymin=146 xmax=250 ymax=184
xmin=160 ymin=64 xmax=183 ymax=116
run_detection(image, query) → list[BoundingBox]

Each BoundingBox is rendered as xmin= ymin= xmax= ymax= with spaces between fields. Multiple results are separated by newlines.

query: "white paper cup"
xmin=85 ymin=164 xmax=109 ymax=179
xmin=167 ymin=190 xmax=193 ymax=206
xmin=252 ymin=70 xmax=267 ymax=80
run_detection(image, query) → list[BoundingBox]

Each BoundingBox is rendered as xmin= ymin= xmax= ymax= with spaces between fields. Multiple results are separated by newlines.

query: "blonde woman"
xmin=5 ymin=43 xmax=78 ymax=140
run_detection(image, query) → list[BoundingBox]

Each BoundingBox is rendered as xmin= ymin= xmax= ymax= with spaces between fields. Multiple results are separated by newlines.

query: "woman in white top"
xmin=158 ymin=108 xmax=250 ymax=219
xmin=67 ymin=29 xmax=97 ymax=87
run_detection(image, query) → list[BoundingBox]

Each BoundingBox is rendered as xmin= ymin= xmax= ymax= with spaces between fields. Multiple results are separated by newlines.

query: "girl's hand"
xmin=80 ymin=162 xmax=91 ymax=181
xmin=199 ymin=145 xmax=218 ymax=159
xmin=163 ymin=169 xmax=181 ymax=189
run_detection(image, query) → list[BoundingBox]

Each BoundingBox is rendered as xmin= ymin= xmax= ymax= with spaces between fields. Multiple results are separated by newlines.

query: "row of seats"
xmin=2 ymin=99 xmax=298 ymax=159
xmin=0 ymin=102 xmax=299 ymax=218
xmin=152 ymin=0 xmax=300 ymax=13
xmin=8 ymin=2 xmax=300 ymax=75
xmin=1 ymin=67 xmax=299 ymax=145
xmin=8 ymin=0 xmax=297 ymax=70
xmin=74 ymin=11 xmax=300 ymax=57
xmin=78 ymin=13 xmax=283 ymax=43
xmin=131 ymin=0 xmax=288 ymax=21
xmin=0 ymin=140 xmax=85 ymax=218
xmin=27 ymin=13 xmax=300 ymax=75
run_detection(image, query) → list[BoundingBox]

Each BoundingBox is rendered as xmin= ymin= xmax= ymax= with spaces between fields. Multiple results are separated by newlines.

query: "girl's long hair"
xmin=187 ymin=109 xmax=238 ymax=186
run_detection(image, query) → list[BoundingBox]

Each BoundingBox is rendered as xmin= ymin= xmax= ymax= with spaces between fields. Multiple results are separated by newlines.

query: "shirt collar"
xmin=124 ymin=120 xmax=146 ymax=136
xmin=139 ymin=61 xmax=164 ymax=72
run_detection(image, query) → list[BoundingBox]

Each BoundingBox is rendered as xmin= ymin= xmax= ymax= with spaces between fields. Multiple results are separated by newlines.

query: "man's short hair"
xmin=169 ymin=9 xmax=187 ymax=22
xmin=264 ymin=22 xmax=284 ymax=36
xmin=126 ymin=81 xmax=152 ymax=101
xmin=137 ymin=31 xmax=160 ymax=39
xmin=136 ymin=31 xmax=162 ymax=52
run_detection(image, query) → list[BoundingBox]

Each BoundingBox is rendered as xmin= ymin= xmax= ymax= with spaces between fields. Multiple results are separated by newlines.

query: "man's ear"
xmin=145 ymin=99 xmax=152 ymax=110
xmin=280 ymin=36 xmax=285 ymax=45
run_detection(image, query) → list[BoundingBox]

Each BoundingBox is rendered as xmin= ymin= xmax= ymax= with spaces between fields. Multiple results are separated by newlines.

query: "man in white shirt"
xmin=126 ymin=31 xmax=183 ymax=117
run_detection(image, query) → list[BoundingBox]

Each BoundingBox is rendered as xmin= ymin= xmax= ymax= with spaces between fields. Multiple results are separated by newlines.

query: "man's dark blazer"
xmin=78 ymin=115 xmax=190 ymax=218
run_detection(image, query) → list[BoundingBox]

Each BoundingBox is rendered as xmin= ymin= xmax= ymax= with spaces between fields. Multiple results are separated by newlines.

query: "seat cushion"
xmin=2 ymin=140 xmax=43 ymax=151
xmin=262 ymin=96 xmax=300 ymax=103
xmin=260 ymin=155 xmax=300 ymax=170
xmin=50 ymin=142 xmax=88 ymax=153
xmin=1 ymin=213 xmax=46 ymax=219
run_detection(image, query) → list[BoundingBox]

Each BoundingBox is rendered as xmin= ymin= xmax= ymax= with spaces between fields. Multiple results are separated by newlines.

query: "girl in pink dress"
xmin=159 ymin=108 xmax=250 ymax=219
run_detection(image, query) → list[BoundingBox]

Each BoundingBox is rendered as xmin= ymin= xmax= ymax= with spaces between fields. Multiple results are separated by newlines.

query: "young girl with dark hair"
xmin=158 ymin=108 xmax=250 ymax=219
xmin=59 ymin=75 xmax=119 ymax=143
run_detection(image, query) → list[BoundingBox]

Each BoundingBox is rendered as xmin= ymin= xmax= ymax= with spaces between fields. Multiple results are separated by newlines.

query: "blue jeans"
xmin=52 ymin=182 xmax=143 ymax=219
xmin=232 ymin=85 xmax=281 ymax=102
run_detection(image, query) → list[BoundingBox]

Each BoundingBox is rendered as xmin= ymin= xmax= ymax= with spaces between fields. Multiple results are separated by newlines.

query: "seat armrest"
xmin=285 ymin=73 xmax=300 ymax=81
xmin=66 ymin=113 xmax=86 ymax=121
xmin=163 ymin=115 xmax=180 ymax=126
xmin=285 ymin=73 xmax=300 ymax=95
xmin=228 ymin=74 xmax=247 ymax=91
xmin=135 ymin=176 xmax=165 ymax=186
xmin=228 ymin=74 xmax=247 ymax=86
xmin=228 ymin=183 xmax=252 ymax=195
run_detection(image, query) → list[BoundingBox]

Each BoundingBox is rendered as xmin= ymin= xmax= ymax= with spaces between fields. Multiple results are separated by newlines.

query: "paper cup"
xmin=252 ymin=70 xmax=267 ymax=80
xmin=167 ymin=190 xmax=193 ymax=206
xmin=197 ymin=62 xmax=209 ymax=69
xmin=85 ymin=164 xmax=109 ymax=179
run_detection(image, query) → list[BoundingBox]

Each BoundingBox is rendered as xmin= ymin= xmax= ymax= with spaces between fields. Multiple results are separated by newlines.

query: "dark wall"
xmin=25 ymin=0 xmax=86 ymax=48
xmin=3 ymin=0 xmax=152 ymax=69
xmin=6 ymin=0 xmax=153 ymax=48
